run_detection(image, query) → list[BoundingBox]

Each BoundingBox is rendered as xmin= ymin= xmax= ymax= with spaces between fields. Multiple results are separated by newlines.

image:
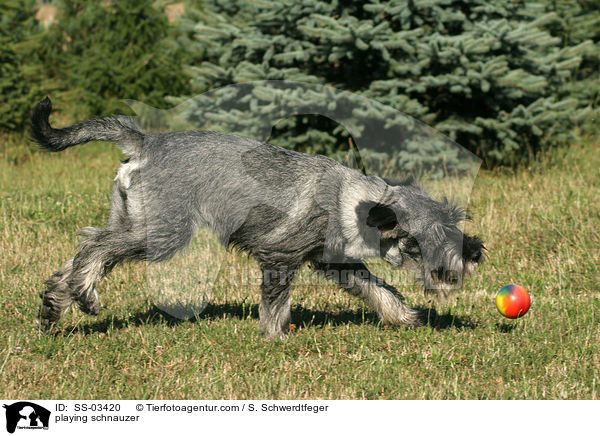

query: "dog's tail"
xmin=31 ymin=97 xmax=144 ymax=157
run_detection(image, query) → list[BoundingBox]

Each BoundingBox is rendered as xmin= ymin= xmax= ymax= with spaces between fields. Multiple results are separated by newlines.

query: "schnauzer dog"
xmin=32 ymin=97 xmax=484 ymax=338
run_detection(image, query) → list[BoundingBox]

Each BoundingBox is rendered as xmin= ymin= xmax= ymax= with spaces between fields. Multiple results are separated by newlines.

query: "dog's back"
xmin=31 ymin=98 xmax=352 ymax=265
xmin=135 ymin=129 xmax=339 ymax=259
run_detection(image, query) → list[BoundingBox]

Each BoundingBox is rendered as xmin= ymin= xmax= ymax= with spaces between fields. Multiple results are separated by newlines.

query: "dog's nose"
xmin=471 ymin=249 xmax=482 ymax=263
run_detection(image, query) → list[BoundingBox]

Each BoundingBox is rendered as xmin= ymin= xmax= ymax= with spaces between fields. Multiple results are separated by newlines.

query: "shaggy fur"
xmin=32 ymin=97 xmax=484 ymax=338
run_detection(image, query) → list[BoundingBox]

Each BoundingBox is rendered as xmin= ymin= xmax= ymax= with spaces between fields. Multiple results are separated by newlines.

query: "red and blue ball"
xmin=496 ymin=284 xmax=531 ymax=319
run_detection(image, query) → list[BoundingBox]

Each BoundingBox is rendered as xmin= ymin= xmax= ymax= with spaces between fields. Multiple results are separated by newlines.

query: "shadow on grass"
xmin=65 ymin=303 xmax=478 ymax=335
xmin=495 ymin=322 xmax=517 ymax=333
xmin=434 ymin=312 xmax=480 ymax=330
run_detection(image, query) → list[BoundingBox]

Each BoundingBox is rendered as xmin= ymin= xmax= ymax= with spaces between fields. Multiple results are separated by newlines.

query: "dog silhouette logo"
xmin=3 ymin=402 xmax=50 ymax=433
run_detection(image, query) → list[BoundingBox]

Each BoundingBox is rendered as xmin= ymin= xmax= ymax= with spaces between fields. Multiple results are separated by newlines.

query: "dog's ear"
xmin=366 ymin=203 xmax=397 ymax=231
xmin=357 ymin=201 xmax=407 ymax=239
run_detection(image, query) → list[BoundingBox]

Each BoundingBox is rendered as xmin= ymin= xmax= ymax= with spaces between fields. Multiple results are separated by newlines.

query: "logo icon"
xmin=3 ymin=402 xmax=50 ymax=434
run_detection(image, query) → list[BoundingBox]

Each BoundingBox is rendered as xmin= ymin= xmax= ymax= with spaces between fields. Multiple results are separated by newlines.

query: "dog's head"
xmin=357 ymin=178 xmax=484 ymax=296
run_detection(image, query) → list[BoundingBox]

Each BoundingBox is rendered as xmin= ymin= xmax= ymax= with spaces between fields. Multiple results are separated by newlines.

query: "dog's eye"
xmin=405 ymin=237 xmax=419 ymax=249
xmin=403 ymin=237 xmax=421 ymax=258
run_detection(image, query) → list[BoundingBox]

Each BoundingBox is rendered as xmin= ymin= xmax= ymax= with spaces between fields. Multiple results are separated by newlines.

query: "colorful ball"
xmin=496 ymin=284 xmax=531 ymax=319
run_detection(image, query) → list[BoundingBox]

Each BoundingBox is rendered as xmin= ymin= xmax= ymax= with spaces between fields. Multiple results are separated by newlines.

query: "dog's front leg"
xmin=316 ymin=262 xmax=436 ymax=328
xmin=259 ymin=267 xmax=295 ymax=339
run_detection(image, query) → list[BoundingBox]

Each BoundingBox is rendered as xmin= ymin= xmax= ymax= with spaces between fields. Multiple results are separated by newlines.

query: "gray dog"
xmin=32 ymin=97 xmax=484 ymax=338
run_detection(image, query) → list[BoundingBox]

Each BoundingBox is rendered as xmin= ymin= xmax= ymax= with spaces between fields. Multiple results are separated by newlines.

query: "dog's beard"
xmin=464 ymin=260 xmax=478 ymax=275
xmin=419 ymin=260 xmax=480 ymax=301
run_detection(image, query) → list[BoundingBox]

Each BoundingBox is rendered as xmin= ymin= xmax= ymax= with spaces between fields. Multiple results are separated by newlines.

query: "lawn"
xmin=0 ymin=134 xmax=598 ymax=399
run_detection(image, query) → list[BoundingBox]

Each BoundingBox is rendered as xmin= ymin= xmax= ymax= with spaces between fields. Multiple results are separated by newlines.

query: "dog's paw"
xmin=259 ymin=322 xmax=290 ymax=340
xmin=37 ymin=305 xmax=60 ymax=335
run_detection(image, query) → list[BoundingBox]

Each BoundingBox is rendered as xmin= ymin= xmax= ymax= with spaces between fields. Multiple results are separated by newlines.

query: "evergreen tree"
xmin=174 ymin=0 xmax=595 ymax=168
xmin=546 ymin=0 xmax=599 ymax=117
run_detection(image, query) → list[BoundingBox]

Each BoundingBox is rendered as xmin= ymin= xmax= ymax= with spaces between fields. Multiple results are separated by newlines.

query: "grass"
xmin=0 ymin=133 xmax=598 ymax=399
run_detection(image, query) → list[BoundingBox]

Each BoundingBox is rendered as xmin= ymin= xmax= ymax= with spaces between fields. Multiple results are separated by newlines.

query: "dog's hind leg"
xmin=38 ymin=226 xmax=148 ymax=332
xmin=67 ymin=227 xmax=147 ymax=316
xmin=314 ymin=262 xmax=436 ymax=328
xmin=66 ymin=161 xmax=149 ymax=319
xmin=39 ymin=259 xmax=76 ymax=332
xmin=258 ymin=266 xmax=296 ymax=339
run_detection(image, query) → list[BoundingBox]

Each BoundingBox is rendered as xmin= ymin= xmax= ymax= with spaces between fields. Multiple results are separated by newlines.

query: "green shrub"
xmin=0 ymin=1 xmax=47 ymax=131
xmin=40 ymin=0 xmax=191 ymax=116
